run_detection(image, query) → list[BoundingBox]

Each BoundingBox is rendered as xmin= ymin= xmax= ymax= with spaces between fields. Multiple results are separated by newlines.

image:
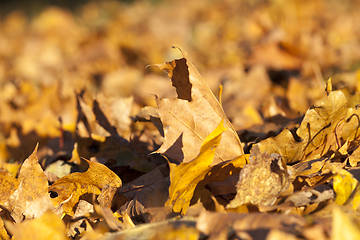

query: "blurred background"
xmin=1 ymin=0 xmax=360 ymax=172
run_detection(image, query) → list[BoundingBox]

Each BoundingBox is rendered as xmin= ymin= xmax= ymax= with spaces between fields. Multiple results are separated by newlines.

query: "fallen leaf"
xmin=3 ymin=145 xmax=54 ymax=223
xmin=256 ymin=128 xmax=303 ymax=164
xmin=290 ymin=158 xmax=328 ymax=178
xmin=100 ymin=217 xmax=198 ymax=240
xmin=196 ymin=210 xmax=306 ymax=240
xmin=49 ymin=159 xmax=122 ymax=216
xmin=0 ymin=168 xmax=19 ymax=205
xmin=154 ymin=49 xmax=243 ymax=164
xmin=332 ymin=205 xmax=360 ymax=240
xmin=165 ymin=119 xmax=226 ymax=213
xmin=5 ymin=211 xmax=67 ymax=240
xmin=297 ymin=88 xmax=356 ymax=158
xmin=286 ymin=77 xmax=311 ymax=113
xmin=145 ymin=206 xmax=179 ymax=223
xmin=93 ymin=204 xmax=124 ymax=231
xmin=227 ymin=145 xmax=290 ymax=208
xmin=332 ymin=167 xmax=357 ymax=205
xmin=285 ymin=188 xmax=334 ymax=207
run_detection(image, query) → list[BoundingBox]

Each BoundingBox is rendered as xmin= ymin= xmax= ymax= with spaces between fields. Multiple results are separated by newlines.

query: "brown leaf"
xmin=93 ymin=204 xmax=124 ymax=231
xmin=227 ymin=146 xmax=290 ymax=208
xmin=196 ymin=210 xmax=306 ymax=240
xmin=100 ymin=217 xmax=199 ymax=240
xmin=154 ymin=49 xmax=243 ymax=164
xmin=145 ymin=206 xmax=180 ymax=223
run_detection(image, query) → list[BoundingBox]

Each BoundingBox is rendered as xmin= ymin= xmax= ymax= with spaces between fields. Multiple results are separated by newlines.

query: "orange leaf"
xmin=49 ymin=160 xmax=122 ymax=216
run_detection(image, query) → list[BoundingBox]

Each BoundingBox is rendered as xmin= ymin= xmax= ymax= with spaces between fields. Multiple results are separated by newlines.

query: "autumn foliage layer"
xmin=2 ymin=0 xmax=360 ymax=239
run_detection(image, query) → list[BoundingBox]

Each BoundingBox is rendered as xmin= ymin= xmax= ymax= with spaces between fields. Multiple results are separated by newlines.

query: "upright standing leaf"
xmin=154 ymin=49 xmax=243 ymax=164
xmin=3 ymin=145 xmax=54 ymax=223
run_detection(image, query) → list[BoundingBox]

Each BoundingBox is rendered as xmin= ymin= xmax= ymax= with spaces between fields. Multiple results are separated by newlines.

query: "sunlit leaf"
xmin=154 ymin=49 xmax=243 ymax=164
xmin=332 ymin=167 xmax=357 ymax=205
xmin=256 ymin=128 xmax=303 ymax=164
xmin=332 ymin=206 xmax=360 ymax=240
xmin=3 ymin=145 xmax=54 ymax=223
xmin=165 ymin=120 xmax=226 ymax=213
xmin=5 ymin=211 xmax=67 ymax=240
xmin=227 ymin=146 xmax=290 ymax=208
xmin=49 ymin=160 xmax=122 ymax=216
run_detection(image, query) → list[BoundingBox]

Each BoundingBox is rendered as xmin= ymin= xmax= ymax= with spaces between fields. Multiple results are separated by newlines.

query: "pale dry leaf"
xmin=227 ymin=146 xmax=290 ymax=208
xmin=3 ymin=145 xmax=54 ymax=223
xmin=154 ymin=49 xmax=243 ymax=164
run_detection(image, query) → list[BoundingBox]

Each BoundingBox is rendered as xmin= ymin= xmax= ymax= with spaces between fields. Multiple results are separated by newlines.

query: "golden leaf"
xmin=332 ymin=206 xmax=360 ymax=240
xmin=3 ymin=144 xmax=54 ymax=223
xmin=49 ymin=160 xmax=122 ymax=216
xmin=0 ymin=168 xmax=18 ymax=205
xmin=256 ymin=128 xmax=303 ymax=164
xmin=165 ymin=120 xmax=226 ymax=213
xmin=5 ymin=211 xmax=67 ymax=240
xmin=332 ymin=167 xmax=357 ymax=205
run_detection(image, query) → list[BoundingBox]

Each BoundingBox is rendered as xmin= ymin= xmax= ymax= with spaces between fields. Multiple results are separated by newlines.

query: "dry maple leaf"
xmin=153 ymin=48 xmax=244 ymax=164
xmin=49 ymin=159 xmax=122 ymax=216
xmin=3 ymin=144 xmax=55 ymax=223
xmin=256 ymin=128 xmax=303 ymax=164
xmin=227 ymin=146 xmax=290 ymax=208
xmin=297 ymin=87 xmax=360 ymax=159
xmin=256 ymin=84 xmax=360 ymax=164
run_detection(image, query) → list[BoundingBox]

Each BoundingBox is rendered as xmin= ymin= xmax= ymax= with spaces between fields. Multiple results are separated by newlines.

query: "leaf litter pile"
xmin=2 ymin=0 xmax=360 ymax=239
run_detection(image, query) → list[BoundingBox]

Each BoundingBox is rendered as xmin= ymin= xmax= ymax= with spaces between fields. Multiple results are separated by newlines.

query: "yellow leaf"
xmin=49 ymin=160 xmax=122 ymax=216
xmin=5 ymin=211 xmax=67 ymax=240
xmin=350 ymin=184 xmax=360 ymax=210
xmin=68 ymin=142 xmax=81 ymax=165
xmin=165 ymin=120 xmax=227 ymax=213
xmin=325 ymin=77 xmax=332 ymax=95
xmin=3 ymin=162 xmax=21 ymax=178
xmin=0 ymin=168 xmax=18 ymax=205
xmin=349 ymin=146 xmax=360 ymax=167
xmin=256 ymin=128 xmax=303 ymax=164
xmin=338 ymin=140 xmax=349 ymax=155
xmin=332 ymin=168 xmax=357 ymax=205
xmin=332 ymin=206 xmax=360 ymax=240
